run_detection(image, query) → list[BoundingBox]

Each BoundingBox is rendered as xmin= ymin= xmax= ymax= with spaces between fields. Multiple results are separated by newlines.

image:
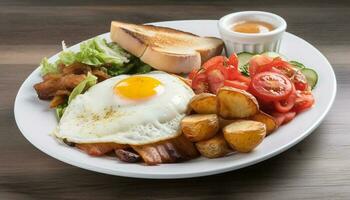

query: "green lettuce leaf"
xmin=56 ymin=103 xmax=67 ymax=119
xmin=75 ymin=38 xmax=129 ymax=67
xmin=58 ymin=50 xmax=76 ymax=66
xmin=40 ymin=58 xmax=59 ymax=76
xmin=68 ymin=73 xmax=97 ymax=104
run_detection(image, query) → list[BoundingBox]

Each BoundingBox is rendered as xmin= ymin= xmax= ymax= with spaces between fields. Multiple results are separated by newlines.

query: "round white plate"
xmin=14 ymin=20 xmax=336 ymax=179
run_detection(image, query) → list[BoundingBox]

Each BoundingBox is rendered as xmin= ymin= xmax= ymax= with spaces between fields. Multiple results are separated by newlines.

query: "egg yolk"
xmin=114 ymin=76 xmax=163 ymax=100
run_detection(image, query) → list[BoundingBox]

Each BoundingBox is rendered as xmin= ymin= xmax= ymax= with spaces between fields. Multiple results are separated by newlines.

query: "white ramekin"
xmin=218 ymin=11 xmax=287 ymax=55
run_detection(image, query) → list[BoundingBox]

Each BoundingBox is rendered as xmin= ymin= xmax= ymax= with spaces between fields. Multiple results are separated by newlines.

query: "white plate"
xmin=14 ymin=20 xmax=336 ymax=179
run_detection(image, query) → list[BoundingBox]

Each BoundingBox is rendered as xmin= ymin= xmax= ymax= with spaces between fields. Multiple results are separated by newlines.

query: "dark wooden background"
xmin=1 ymin=0 xmax=349 ymax=199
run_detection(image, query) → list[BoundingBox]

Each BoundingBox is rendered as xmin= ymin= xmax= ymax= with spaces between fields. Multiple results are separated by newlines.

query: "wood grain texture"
xmin=1 ymin=0 xmax=349 ymax=199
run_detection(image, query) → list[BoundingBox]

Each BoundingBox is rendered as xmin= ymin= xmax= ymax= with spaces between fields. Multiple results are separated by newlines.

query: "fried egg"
xmin=54 ymin=71 xmax=194 ymax=145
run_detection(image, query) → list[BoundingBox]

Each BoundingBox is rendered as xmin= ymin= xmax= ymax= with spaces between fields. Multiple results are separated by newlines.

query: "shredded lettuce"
xmin=58 ymin=50 xmax=76 ymax=66
xmin=40 ymin=37 xmax=134 ymax=76
xmin=68 ymin=73 xmax=97 ymax=104
xmin=75 ymin=38 xmax=130 ymax=66
xmin=40 ymin=58 xmax=59 ymax=75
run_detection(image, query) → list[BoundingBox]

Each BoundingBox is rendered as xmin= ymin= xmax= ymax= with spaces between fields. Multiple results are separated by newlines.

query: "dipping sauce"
xmin=232 ymin=21 xmax=274 ymax=34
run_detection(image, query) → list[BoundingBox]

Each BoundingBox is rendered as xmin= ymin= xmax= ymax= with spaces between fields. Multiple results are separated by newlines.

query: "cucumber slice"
xmin=301 ymin=68 xmax=318 ymax=90
xmin=262 ymin=51 xmax=287 ymax=60
xmin=290 ymin=60 xmax=306 ymax=69
xmin=237 ymin=52 xmax=254 ymax=68
xmin=237 ymin=52 xmax=254 ymax=76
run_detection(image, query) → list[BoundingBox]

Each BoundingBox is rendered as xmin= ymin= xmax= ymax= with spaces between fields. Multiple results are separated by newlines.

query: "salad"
xmin=188 ymin=52 xmax=318 ymax=126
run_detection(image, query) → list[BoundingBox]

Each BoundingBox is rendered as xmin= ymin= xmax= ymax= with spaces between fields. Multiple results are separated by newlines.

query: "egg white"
xmin=53 ymin=71 xmax=194 ymax=145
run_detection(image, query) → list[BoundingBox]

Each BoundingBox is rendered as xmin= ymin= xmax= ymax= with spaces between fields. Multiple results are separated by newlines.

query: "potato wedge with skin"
xmin=195 ymin=134 xmax=231 ymax=158
xmin=250 ymin=112 xmax=277 ymax=135
xmin=217 ymin=87 xmax=259 ymax=119
xmin=223 ymin=120 xmax=266 ymax=153
xmin=181 ymin=114 xmax=219 ymax=142
xmin=188 ymin=93 xmax=217 ymax=114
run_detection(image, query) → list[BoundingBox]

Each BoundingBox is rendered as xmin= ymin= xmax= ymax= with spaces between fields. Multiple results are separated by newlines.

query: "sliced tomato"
xmin=249 ymin=55 xmax=273 ymax=76
xmin=293 ymin=90 xmax=315 ymax=113
xmin=271 ymin=112 xmax=285 ymax=127
xmin=224 ymin=80 xmax=249 ymax=90
xmin=249 ymin=56 xmax=291 ymax=77
xmin=202 ymin=56 xmax=228 ymax=69
xmin=283 ymin=111 xmax=296 ymax=124
xmin=191 ymin=70 xmax=209 ymax=94
xmin=272 ymin=111 xmax=296 ymax=126
xmin=274 ymin=85 xmax=296 ymax=113
xmin=206 ymin=69 xmax=226 ymax=94
xmin=236 ymin=73 xmax=251 ymax=84
xmin=270 ymin=63 xmax=295 ymax=78
xmin=293 ymin=70 xmax=308 ymax=91
xmin=205 ymin=63 xmax=229 ymax=79
xmin=228 ymin=53 xmax=238 ymax=68
xmin=188 ymin=68 xmax=198 ymax=80
xmin=249 ymin=72 xmax=293 ymax=102
xmin=274 ymin=95 xmax=296 ymax=113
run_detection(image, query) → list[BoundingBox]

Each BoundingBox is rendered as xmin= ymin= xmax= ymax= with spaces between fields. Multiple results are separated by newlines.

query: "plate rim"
xmin=14 ymin=20 xmax=337 ymax=179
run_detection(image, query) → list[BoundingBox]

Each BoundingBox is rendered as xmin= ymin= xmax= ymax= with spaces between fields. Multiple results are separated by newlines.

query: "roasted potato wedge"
xmin=223 ymin=120 xmax=266 ymax=153
xmin=195 ymin=134 xmax=231 ymax=158
xmin=181 ymin=114 xmax=219 ymax=142
xmin=250 ymin=112 xmax=277 ymax=135
xmin=188 ymin=93 xmax=217 ymax=114
xmin=217 ymin=87 xmax=259 ymax=119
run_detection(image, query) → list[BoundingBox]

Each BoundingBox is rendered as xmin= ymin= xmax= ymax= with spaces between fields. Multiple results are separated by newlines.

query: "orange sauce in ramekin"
xmin=232 ymin=21 xmax=274 ymax=34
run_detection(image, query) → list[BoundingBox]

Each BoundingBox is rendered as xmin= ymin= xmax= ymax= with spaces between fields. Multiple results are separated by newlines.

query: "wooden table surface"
xmin=1 ymin=0 xmax=349 ymax=199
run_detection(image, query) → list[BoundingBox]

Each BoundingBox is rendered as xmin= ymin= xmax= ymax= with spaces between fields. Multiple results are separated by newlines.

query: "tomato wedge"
xmin=272 ymin=111 xmax=296 ymax=126
xmin=249 ymin=72 xmax=293 ymax=102
xmin=283 ymin=111 xmax=296 ymax=124
xmin=224 ymin=80 xmax=249 ymax=90
xmin=191 ymin=70 xmax=208 ymax=94
xmin=228 ymin=53 xmax=238 ymax=68
xmin=202 ymin=56 xmax=228 ymax=69
xmin=249 ymin=55 xmax=273 ymax=76
xmin=188 ymin=68 xmax=198 ymax=80
xmin=294 ymin=90 xmax=315 ymax=113
xmin=206 ymin=69 xmax=226 ymax=94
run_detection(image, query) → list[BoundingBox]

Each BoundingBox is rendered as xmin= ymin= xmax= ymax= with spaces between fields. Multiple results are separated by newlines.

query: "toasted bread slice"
xmin=110 ymin=21 xmax=224 ymax=73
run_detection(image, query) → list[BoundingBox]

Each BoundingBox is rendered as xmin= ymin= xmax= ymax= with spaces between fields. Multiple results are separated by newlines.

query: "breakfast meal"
xmin=33 ymin=15 xmax=318 ymax=165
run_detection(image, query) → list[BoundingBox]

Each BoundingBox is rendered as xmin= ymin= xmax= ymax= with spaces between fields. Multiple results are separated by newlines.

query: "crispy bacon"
xmin=76 ymin=143 xmax=128 ymax=156
xmin=132 ymin=134 xmax=199 ymax=165
xmin=92 ymin=69 xmax=110 ymax=82
xmin=115 ymin=149 xmax=141 ymax=163
xmin=62 ymin=62 xmax=91 ymax=75
xmin=34 ymin=74 xmax=86 ymax=100
xmin=49 ymin=95 xmax=66 ymax=108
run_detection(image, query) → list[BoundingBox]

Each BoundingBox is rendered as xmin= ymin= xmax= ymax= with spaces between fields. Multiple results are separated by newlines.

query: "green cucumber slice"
xmin=237 ymin=52 xmax=254 ymax=76
xmin=301 ymin=68 xmax=318 ymax=89
xmin=290 ymin=60 xmax=306 ymax=69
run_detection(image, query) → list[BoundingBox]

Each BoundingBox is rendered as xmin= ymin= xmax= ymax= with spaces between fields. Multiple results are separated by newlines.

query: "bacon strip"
xmin=92 ymin=69 xmax=110 ymax=82
xmin=34 ymin=74 xmax=86 ymax=100
xmin=76 ymin=143 xmax=128 ymax=156
xmin=131 ymin=134 xmax=199 ymax=165
xmin=62 ymin=62 xmax=91 ymax=75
